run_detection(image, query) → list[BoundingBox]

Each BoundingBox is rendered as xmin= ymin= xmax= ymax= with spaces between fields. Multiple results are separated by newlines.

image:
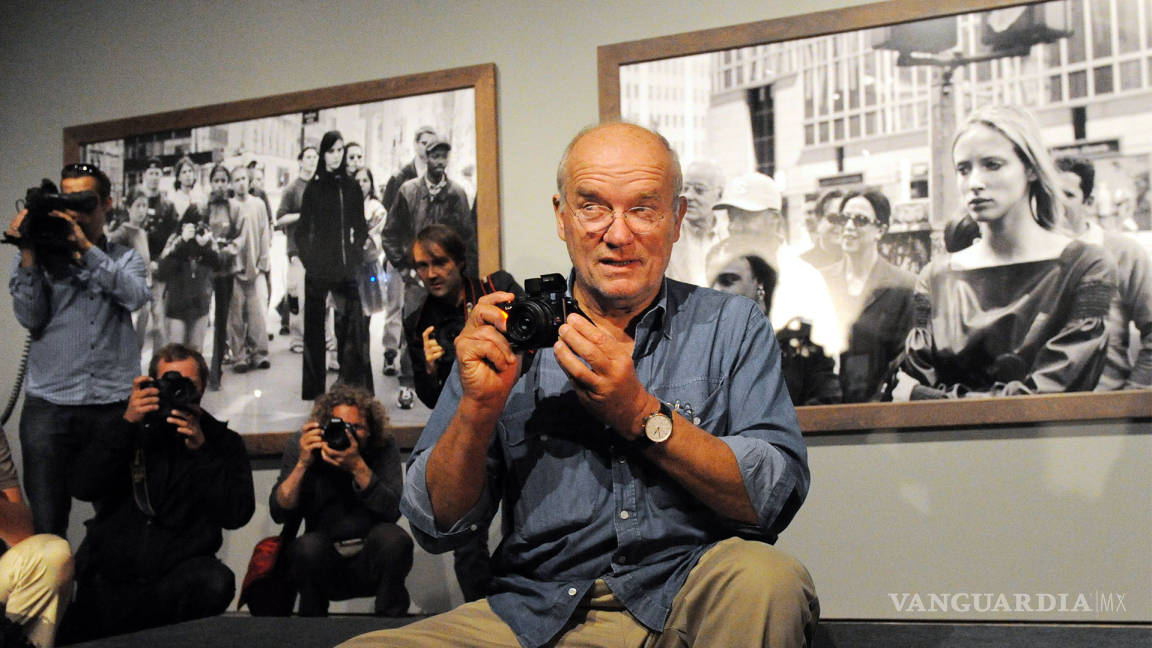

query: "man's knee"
xmin=25 ymin=534 xmax=75 ymax=584
xmin=365 ymin=523 xmax=413 ymax=558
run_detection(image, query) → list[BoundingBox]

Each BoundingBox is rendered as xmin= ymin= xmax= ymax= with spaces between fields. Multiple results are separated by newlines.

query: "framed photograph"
xmin=599 ymin=0 xmax=1151 ymax=433
xmin=64 ymin=64 xmax=500 ymax=453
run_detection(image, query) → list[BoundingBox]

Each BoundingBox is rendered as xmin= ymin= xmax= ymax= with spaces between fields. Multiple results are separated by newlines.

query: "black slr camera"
xmin=9 ymin=179 xmax=99 ymax=277
xmin=143 ymin=371 xmax=199 ymax=436
xmin=322 ymin=417 xmax=355 ymax=451
xmin=502 ymin=273 xmax=585 ymax=351
xmin=433 ymin=315 xmax=467 ymax=363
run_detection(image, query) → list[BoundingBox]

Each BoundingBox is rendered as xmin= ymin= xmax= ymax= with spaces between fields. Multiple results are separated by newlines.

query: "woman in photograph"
xmin=155 ymin=218 xmax=219 ymax=352
xmin=356 ymin=166 xmax=387 ymax=262
xmin=819 ymin=189 xmax=916 ymax=403
xmin=890 ymin=105 xmax=1117 ymax=400
xmin=171 ymin=157 xmax=203 ymax=223
xmin=107 ymin=189 xmax=153 ymax=352
xmin=708 ymin=248 xmax=841 ymax=406
xmin=205 ymin=165 xmax=239 ymax=389
xmin=296 ymin=130 xmax=372 ymax=400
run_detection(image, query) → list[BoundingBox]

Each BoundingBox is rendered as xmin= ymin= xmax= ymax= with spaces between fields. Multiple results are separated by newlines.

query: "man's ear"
xmin=554 ymin=195 xmax=568 ymax=242
xmin=671 ymin=195 xmax=687 ymax=243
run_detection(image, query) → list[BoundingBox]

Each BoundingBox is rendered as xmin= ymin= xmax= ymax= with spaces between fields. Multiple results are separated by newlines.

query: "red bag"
xmin=238 ymin=518 xmax=300 ymax=616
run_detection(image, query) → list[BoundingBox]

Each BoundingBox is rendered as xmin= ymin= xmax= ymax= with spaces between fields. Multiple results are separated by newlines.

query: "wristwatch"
xmin=635 ymin=401 xmax=674 ymax=450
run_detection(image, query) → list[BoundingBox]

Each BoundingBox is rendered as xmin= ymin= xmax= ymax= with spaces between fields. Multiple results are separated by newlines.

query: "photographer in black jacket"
xmin=270 ymin=385 xmax=413 ymax=616
xmin=403 ymin=224 xmax=522 ymax=602
xmin=65 ymin=343 xmax=255 ymax=642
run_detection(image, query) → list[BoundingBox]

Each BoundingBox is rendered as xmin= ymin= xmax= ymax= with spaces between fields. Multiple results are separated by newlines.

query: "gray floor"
xmin=66 ymin=615 xmax=1151 ymax=648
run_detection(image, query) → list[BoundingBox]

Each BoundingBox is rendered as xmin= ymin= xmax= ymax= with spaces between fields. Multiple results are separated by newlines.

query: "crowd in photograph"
xmin=1 ymin=105 xmax=1148 ymax=647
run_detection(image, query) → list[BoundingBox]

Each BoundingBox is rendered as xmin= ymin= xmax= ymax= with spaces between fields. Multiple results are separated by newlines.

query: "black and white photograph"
xmin=606 ymin=0 xmax=1152 ymax=412
xmin=71 ymin=67 xmax=499 ymax=436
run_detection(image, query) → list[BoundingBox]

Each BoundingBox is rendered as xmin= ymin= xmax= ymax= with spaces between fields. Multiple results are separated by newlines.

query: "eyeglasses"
xmin=826 ymin=212 xmax=880 ymax=228
xmin=567 ymin=202 xmax=666 ymax=234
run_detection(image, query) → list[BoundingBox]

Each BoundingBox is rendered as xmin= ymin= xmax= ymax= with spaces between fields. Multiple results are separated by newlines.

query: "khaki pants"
xmin=0 ymin=534 xmax=74 ymax=648
xmin=339 ymin=537 xmax=818 ymax=648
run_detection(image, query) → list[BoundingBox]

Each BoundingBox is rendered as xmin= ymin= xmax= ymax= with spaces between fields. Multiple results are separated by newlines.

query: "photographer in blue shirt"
xmin=6 ymin=163 xmax=149 ymax=537
xmin=343 ymin=123 xmax=817 ymax=648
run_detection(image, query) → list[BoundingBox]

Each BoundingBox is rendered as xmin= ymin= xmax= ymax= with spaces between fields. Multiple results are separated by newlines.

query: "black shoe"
xmin=279 ymin=325 xmax=290 ymax=335
xmin=233 ymin=361 xmax=250 ymax=374
xmin=256 ymin=359 xmax=271 ymax=370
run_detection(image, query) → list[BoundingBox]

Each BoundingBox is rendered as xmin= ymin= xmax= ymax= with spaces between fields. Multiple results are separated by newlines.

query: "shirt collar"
xmin=563 ymin=269 xmax=672 ymax=346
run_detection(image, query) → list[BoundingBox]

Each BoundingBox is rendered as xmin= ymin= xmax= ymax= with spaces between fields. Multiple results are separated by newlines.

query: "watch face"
xmin=645 ymin=414 xmax=673 ymax=443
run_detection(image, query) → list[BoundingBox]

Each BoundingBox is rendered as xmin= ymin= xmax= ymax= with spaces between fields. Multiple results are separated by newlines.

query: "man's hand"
xmin=168 ymin=407 xmax=205 ymax=451
xmin=554 ymin=313 xmax=655 ymax=439
xmin=422 ymin=325 xmax=445 ymax=374
xmin=124 ymin=376 xmax=160 ymax=424
xmin=53 ymin=209 xmax=94 ymax=255
xmin=319 ymin=429 xmax=365 ymax=473
xmin=295 ymin=422 xmax=325 ymax=469
xmin=5 ymin=209 xmax=26 ymax=241
xmin=453 ymin=292 xmax=521 ymax=412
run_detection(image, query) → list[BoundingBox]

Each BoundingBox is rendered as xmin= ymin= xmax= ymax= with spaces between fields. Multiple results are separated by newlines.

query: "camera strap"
xmin=131 ymin=448 xmax=158 ymax=518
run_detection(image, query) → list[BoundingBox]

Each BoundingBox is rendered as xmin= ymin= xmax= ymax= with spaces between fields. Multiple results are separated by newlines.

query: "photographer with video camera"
xmin=64 ymin=343 xmax=255 ymax=642
xmin=270 ymin=385 xmax=413 ymax=617
xmin=6 ymin=163 xmax=150 ymax=538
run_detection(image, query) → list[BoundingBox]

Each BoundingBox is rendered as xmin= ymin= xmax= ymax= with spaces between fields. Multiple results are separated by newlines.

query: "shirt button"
xmin=617 ymin=554 xmax=628 ymax=564
xmin=619 ymin=510 xmax=630 ymax=520
xmin=567 ymin=587 xmax=577 ymax=597
xmin=540 ymin=434 xmax=549 ymax=442
xmin=469 ymin=524 xmax=478 ymax=531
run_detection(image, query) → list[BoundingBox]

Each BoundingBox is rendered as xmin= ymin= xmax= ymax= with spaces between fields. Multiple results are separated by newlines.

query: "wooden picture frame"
xmin=64 ymin=64 xmax=500 ymax=454
xmin=598 ymin=1 xmax=1151 ymax=434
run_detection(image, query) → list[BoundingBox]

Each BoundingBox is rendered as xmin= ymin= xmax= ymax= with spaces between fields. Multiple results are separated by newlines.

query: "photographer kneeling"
xmin=65 ymin=344 xmax=255 ymax=642
xmin=270 ymin=385 xmax=413 ymax=616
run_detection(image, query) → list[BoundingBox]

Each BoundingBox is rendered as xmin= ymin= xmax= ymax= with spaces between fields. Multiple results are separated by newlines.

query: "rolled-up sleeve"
xmin=400 ymin=366 xmax=501 ymax=553
xmin=718 ymin=303 xmax=809 ymax=537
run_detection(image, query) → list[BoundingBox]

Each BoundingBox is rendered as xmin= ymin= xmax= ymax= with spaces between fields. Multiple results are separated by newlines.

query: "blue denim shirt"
xmin=9 ymin=241 xmax=149 ymax=405
xmin=402 ymin=278 xmax=809 ymax=648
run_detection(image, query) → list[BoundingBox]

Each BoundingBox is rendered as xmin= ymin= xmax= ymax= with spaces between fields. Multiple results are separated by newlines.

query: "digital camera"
xmin=144 ymin=370 xmax=199 ymax=436
xmin=322 ymin=417 xmax=354 ymax=451
xmin=502 ymin=273 xmax=585 ymax=351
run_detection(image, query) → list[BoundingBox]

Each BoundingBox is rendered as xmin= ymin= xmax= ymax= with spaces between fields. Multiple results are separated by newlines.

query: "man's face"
xmin=155 ymin=356 xmax=204 ymax=400
xmin=345 ymin=145 xmax=364 ymax=172
xmin=681 ymin=164 xmax=722 ymax=229
xmin=553 ymin=124 xmax=686 ymax=313
xmin=60 ymin=175 xmax=110 ymax=242
xmin=816 ymin=201 xmax=843 ymax=252
xmin=231 ymin=169 xmax=249 ymax=198
xmin=426 ymin=149 xmax=448 ymax=181
xmin=143 ymin=166 xmax=163 ymax=193
xmin=727 ymin=207 xmax=780 ymax=238
xmin=249 ymin=167 xmax=265 ymax=192
xmin=413 ymin=240 xmax=464 ymax=300
xmin=300 ymin=149 xmax=319 ymax=178
xmin=1058 ymin=170 xmax=1093 ymax=225
xmin=331 ymin=403 xmax=368 ymax=446
xmin=415 ymin=132 xmax=437 ymax=162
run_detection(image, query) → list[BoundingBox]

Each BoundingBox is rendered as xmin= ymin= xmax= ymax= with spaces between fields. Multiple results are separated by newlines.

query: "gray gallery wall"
xmin=1 ymin=0 xmax=1148 ymax=621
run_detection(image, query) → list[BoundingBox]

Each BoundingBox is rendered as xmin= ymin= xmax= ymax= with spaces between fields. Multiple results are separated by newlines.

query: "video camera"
xmin=502 ymin=273 xmax=586 ymax=351
xmin=6 ymin=179 xmax=99 ymax=277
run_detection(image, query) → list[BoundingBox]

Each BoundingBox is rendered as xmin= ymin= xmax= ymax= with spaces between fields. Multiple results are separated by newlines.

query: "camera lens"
xmin=505 ymin=300 xmax=551 ymax=347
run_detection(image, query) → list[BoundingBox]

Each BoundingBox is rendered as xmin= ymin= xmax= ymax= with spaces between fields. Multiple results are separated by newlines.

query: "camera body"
xmin=502 ymin=273 xmax=585 ymax=351
xmin=433 ymin=315 xmax=466 ymax=363
xmin=143 ymin=370 xmax=199 ymax=436
xmin=776 ymin=317 xmax=820 ymax=359
xmin=322 ymin=417 xmax=354 ymax=452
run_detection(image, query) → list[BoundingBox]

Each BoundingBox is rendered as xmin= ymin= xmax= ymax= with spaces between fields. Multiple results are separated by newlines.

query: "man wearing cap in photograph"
xmin=141 ymin=157 xmax=179 ymax=350
xmin=666 ymin=160 xmax=724 ymax=286
xmin=706 ymin=172 xmax=842 ymax=358
xmin=382 ymin=135 xmax=476 ymax=409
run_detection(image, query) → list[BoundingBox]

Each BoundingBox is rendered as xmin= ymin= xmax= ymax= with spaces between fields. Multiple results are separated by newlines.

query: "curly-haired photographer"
xmin=270 ymin=385 xmax=413 ymax=616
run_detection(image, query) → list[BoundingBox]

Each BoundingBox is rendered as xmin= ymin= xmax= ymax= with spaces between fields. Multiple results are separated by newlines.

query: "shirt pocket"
xmin=501 ymin=393 xmax=606 ymax=543
xmin=644 ymin=376 xmax=726 ymax=511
